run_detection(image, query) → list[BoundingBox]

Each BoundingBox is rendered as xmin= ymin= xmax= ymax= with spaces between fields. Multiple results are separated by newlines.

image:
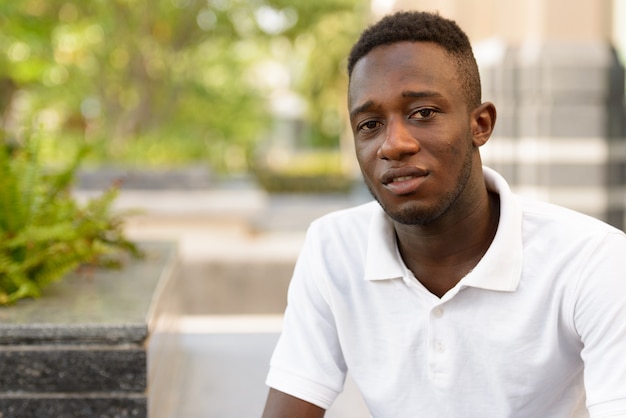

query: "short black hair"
xmin=347 ymin=11 xmax=481 ymax=108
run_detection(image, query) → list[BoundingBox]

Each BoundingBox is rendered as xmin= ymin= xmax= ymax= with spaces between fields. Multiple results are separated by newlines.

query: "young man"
xmin=263 ymin=11 xmax=626 ymax=418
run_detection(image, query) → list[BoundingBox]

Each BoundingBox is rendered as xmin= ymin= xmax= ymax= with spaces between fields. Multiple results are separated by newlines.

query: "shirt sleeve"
xmin=574 ymin=231 xmax=626 ymax=418
xmin=265 ymin=222 xmax=347 ymax=409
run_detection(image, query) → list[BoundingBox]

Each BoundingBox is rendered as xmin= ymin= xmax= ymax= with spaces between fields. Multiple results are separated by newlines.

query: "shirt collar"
xmin=363 ymin=204 xmax=405 ymax=281
xmin=363 ymin=166 xmax=524 ymax=293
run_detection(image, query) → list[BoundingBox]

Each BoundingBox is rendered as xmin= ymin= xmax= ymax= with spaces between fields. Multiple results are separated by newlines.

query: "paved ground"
xmin=95 ymin=181 xmax=373 ymax=417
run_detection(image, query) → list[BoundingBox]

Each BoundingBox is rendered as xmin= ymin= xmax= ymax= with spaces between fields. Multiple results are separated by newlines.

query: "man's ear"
xmin=470 ymin=102 xmax=497 ymax=147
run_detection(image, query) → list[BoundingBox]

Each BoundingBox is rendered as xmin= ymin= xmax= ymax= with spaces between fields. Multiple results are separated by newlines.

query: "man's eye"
xmin=360 ymin=121 xmax=381 ymax=131
xmin=411 ymin=108 xmax=436 ymax=120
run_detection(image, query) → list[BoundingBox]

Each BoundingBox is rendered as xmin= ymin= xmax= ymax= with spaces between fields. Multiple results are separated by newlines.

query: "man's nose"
xmin=377 ymin=118 xmax=420 ymax=160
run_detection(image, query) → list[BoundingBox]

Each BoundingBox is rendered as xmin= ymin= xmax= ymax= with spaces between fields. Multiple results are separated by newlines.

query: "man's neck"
xmin=394 ymin=191 xmax=501 ymax=298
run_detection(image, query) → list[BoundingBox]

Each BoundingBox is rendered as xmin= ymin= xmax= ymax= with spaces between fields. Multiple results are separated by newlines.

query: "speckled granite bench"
xmin=0 ymin=242 xmax=181 ymax=418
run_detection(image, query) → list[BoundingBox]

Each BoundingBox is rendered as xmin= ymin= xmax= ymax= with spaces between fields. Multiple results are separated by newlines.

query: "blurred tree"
xmin=0 ymin=0 xmax=366 ymax=172
xmin=267 ymin=0 xmax=368 ymax=147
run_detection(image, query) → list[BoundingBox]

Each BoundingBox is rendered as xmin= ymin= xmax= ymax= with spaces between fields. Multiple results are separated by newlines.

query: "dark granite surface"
xmin=0 ymin=347 xmax=146 ymax=392
xmin=0 ymin=242 xmax=176 ymax=345
xmin=0 ymin=394 xmax=146 ymax=418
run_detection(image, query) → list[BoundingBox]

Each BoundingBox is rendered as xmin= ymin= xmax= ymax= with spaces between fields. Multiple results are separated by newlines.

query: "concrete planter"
xmin=0 ymin=242 xmax=181 ymax=418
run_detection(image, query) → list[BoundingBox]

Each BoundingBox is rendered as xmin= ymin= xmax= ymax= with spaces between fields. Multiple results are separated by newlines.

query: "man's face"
xmin=348 ymin=41 xmax=480 ymax=225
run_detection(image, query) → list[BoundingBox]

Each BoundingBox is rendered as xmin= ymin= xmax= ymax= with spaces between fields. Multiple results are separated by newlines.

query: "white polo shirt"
xmin=266 ymin=167 xmax=626 ymax=418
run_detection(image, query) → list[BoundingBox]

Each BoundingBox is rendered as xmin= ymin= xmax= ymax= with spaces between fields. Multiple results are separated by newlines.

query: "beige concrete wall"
xmin=386 ymin=0 xmax=613 ymax=43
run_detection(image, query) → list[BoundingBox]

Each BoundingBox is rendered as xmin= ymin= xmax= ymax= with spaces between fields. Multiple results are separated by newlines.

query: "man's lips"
xmin=381 ymin=167 xmax=429 ymax=195
xmin=381 ymin=166 xmax=429 ymax=184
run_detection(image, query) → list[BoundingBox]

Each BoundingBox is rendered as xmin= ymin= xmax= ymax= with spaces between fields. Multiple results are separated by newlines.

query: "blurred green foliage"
xmin=0 ymin=0 xmax=367 ymax=173
xmin=0 ymin=131 xmax=141 ymax=304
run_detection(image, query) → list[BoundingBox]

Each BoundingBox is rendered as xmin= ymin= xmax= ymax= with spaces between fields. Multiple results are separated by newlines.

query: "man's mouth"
xmin=381 ymin=167 xmax=429 ymax=195
xmin=382 ymin=166 xmax=428 ymax=184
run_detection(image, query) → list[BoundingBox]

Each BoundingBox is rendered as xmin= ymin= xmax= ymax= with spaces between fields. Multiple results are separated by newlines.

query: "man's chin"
xmin=376 ymin=200 xmax=442 ymax=226
xmin=365 ymin=183 xmax=443 ymax=225
xmin=385 ymin=207 xmax=439 ymax=226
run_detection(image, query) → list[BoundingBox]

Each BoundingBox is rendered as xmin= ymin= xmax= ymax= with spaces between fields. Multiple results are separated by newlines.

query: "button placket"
xmin=428 ymin=304 xmax=448 ymax=383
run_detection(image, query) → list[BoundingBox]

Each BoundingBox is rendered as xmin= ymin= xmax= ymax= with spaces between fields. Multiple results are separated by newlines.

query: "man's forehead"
xmin=350 ymin=41 xmax=450 ymax=74
xmin=348 ymin=43 xmax=454 ymax=95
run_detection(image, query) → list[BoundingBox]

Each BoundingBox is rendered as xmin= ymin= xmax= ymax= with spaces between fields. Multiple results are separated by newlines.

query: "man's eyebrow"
xmin=402 ymin=90 xmax=443 ymax=99
xmin=350 ymin=91 xmax=444 ymax=120
xmin=349 ymin=100 xmax=374 ymax=120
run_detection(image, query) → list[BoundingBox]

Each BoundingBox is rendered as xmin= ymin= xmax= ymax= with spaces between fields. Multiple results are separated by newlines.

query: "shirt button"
xmin=435 ymin=341 xmax=445 ymax=353
xmin=432 ymin=307 xmax=444 ymax=318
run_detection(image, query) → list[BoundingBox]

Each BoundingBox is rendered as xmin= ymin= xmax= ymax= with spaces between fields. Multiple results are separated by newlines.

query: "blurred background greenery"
xmin=0 ymin=0 xmax=369 ymax=183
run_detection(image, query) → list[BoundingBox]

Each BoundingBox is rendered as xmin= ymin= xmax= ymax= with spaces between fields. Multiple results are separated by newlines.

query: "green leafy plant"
xmin=0 ymin=133 xmax=141 ymax=305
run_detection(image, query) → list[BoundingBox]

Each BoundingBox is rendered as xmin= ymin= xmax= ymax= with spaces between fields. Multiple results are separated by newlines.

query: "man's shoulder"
xmin=310 ymin=200 xmax=380 ymax=229
xmin=519 ymin=196 xmax=624 ymax=238
xmin=297 ymin=201 xmax=381 ymax=274
xmin=302 ymin=201 xmax=383 ymax=250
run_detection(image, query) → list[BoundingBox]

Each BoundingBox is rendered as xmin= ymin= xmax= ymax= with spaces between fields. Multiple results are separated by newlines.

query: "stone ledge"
xmin=0 ymin=345 xmax=146 ymax=392
xmin=0 ymin=394 xmax=146 ymax=418
xmin=0 ymin=324 xmax=148 ymax=345
xmin=0 ymin=242 xmax=177 ymax=334
xmin=0 ymin=242 xmax=180 ymax=418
